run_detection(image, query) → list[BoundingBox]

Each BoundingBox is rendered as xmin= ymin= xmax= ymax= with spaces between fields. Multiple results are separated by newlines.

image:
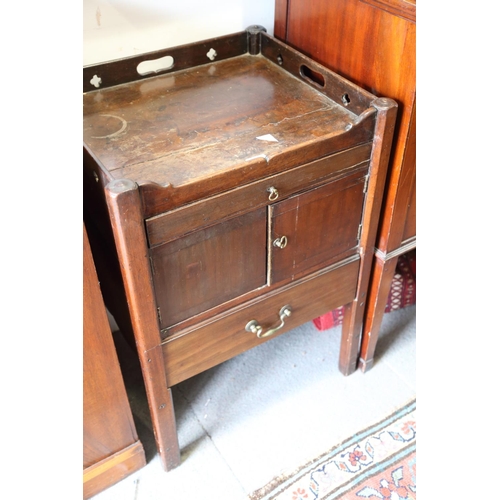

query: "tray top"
xmin=83 ymin=53 xmax=360 ymax=189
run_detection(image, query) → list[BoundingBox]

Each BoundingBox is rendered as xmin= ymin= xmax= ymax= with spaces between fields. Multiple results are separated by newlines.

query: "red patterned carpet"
xmin=248 ymin=400 xmax=416 ymax=500
xmin=313 ymin=250 xmax=416 ymax=331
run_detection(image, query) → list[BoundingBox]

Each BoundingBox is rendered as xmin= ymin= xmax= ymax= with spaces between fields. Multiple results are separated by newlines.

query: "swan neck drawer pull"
xmin=245 ymin=305 xmax=292 ymax=338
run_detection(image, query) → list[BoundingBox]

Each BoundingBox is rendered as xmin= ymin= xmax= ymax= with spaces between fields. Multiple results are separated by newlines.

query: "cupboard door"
xmin=150 ymin=208 xmax=267 ymax=329
xmin=269 ymin=171 xmax=366 ymax=284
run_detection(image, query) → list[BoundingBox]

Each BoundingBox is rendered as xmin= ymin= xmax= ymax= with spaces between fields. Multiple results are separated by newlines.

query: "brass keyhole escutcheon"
xmin=273 ymin=235 xmax=288 ymax=249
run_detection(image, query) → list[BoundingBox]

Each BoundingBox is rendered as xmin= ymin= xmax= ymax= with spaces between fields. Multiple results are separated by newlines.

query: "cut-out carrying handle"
xmin=137 ymin=55 xmax=175 ymax=76
xmin=299 ymin=63 xmax=351 ymax=108
xmin=299 ymin=64 xmax=326 ymax=88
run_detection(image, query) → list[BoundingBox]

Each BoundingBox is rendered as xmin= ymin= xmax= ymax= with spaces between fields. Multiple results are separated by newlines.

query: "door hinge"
xmin=357 ymin=223 xmax=363 ymax=241
xmin=157 ymin=306 xmax=162 ymax=324
xmin=149 ymin=256 xmax=155 ymax=275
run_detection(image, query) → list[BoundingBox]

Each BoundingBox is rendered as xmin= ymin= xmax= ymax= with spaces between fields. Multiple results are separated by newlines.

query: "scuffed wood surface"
xmin=83 ymin=55 xmax=358 ymax=189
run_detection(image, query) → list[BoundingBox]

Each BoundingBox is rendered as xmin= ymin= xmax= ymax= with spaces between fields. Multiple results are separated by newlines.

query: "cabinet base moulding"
xmin=83 ymin=441 xmax=146 ymax=499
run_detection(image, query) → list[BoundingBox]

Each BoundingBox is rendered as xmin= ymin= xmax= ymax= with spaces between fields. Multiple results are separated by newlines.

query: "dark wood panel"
xmin=151 ymin=208 xmax=267 ymax=329
xmin=83 ymin=32 xmax=249 ymax=92
xmin=162 ymin=258 xmax=359 ymax=386
xmin=137 ymin=117 xmax=374 ymax=218
xmin=402 ymin=180 xmax=416 ymax=242
xmin=84 ymin=442 xmax=146 ymax=499
xmin=83 ymin=55 xmax=356 ymax=184
xmin=282 ymin=0 xmax=416 ymax=101
xmin=260 ymin=34 xmax=377 ymax=115
xmin=83 ymin=224 xmax=141 ymax=468
xmin=357 ymin=253 xmax=399 ymax=372
xmin=270 ymin=170 xmax=367 ymax=283
xmin=83 ymin=223 xmax=146 ymax=495
xmin=274 ymin=0 xmax=289 ymax=39
xmin=280 ymin=0 xmax=415 ymax=221
xmin=275 ymin=0 xmax=416 ymax=372
xmin=83 ymin=31 xmax=380 ymax=219
xmin=145 ymin=144 xmax=371 ymax=247
xmin=380 ymin=103 xmax=416 ymax=252
xmin=104 ymin=181 xmax=181 ymax=470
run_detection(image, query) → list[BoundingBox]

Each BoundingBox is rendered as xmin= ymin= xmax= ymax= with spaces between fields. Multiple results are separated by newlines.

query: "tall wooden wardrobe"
xmin=274 ymin=0 xmax=416 ymax=372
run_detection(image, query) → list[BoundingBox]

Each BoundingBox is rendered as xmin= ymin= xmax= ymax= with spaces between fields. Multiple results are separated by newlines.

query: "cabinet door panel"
xmin=151 ymin=208 xmax=267 ymax=329
xmin=269 ymin=171 xmax=366 ymax=283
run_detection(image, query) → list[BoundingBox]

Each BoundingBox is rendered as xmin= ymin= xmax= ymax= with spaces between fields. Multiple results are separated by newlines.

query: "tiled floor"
xmin=92 ymin=305 xmax=416 ymax=500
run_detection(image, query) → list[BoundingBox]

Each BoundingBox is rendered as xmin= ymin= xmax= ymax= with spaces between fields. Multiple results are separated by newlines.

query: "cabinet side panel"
xmin=402 ymin=179 xmax=416 ymax=242
xmin=274 ymin=0 xmax=289 ymax=40
xmin=83 ymin=224 xmax=141 ymax=469
xmin=284 ymin=0 xmax=416 ymax=252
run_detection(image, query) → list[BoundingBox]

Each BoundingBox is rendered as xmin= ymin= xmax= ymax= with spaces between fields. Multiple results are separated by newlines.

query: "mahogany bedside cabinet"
xmin=83 ymin=223 xmax=146 ymax=498
xmin=274 ymin=0 xmax=416 ymax=371
xmin=83 ymin=26 xmax=397 ymax=471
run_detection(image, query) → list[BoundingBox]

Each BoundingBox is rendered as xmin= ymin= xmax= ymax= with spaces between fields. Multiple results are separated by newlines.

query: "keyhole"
xmin=342 ymin=93 xmax=351 ymax=106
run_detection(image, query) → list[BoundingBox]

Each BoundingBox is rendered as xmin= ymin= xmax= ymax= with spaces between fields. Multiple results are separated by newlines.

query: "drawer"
xmin=145 ymin=143 xmax=371 ymax=248
xmin=161 ymin=257 xmax=359 ymax=386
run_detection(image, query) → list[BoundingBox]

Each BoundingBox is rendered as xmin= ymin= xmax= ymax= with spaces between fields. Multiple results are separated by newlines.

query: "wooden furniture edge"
xmin=273 ymin=0 xmax=415 ymax=27
xmin=83 ymin=441 xmax=146 ymax=499
xmin=358 ymin=236 xmax=416 ymax=371
xmin=338 ymin=97 xmax=398 ymax=375
xmin=357 ymin=254 xmax=399 ymax=372
xmin=104 ymin=179 xmax=181 ymax=471
xmin=376 ymin=98 xmax=416 ymax=253
xmin=274 ymin=0 xmax=288 ymax=40
xmin=360 ymin=0 xmax=416 ymax=23
xmin=375 ymin=237 xmax=416 ymax=261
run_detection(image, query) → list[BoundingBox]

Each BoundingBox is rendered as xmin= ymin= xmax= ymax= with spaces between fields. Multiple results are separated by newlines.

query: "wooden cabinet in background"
xmin=83 ymin=223 xmax=146 ymax=498
xmin=275 ymin=0 xmax=416 ymax=371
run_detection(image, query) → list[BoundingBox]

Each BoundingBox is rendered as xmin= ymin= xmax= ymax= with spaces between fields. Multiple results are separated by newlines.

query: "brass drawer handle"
xmin=267 ymin=186 xmax=279 ymax=201
xmin=245 ymin=305 xmax=292 ymax=338
xmin=273 ymin=235 xmax=288 ymax=249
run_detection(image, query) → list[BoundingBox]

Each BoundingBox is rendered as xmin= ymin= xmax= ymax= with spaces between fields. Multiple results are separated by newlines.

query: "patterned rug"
xmin=248 ymin=400 xmax=416 ymax=500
